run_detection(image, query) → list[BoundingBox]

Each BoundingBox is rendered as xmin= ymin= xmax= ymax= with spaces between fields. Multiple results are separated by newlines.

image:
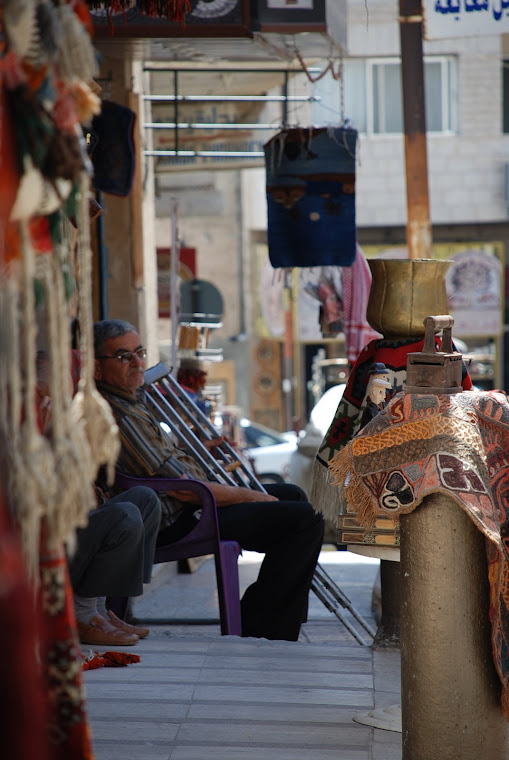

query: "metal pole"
xmin=400 ymin=493 xmax=509 ymax=759
xmin=173 ymin=70 xmax=179 ymax=154
xmin=399 ymin=0 xmax=432 ymax=260
xmin=170 ymin=198 xmax=179 ymax=375
xmin=282 ymin=273 xmax=294 ymax=432
xmin=371 ymin=558 xmax=400 ymax=649
xmin=95 ymin=189 xmax=108 ymax=319
xmin=283 ymin=70 xmax=289 ymax=128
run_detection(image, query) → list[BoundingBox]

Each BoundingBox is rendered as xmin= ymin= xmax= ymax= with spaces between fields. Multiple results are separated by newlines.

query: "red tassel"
xmin=102 ymin=651 xmax=141 ymax=666
xmin=81 ymin=650 xmax=141 ymax=670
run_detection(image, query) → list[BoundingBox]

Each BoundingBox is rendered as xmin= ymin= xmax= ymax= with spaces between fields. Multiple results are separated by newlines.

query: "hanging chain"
xmin=338 ymin=56 xmax=345 ymax=124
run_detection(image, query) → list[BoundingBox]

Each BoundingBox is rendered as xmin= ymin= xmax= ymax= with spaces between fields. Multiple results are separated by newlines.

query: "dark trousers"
xmin=218 ymin=483 xmax=324 ymax=641
xmin=157 ymin=483 xmax=324 ymax=641
xmin=68 ymin=487 xmax=161 ymax=598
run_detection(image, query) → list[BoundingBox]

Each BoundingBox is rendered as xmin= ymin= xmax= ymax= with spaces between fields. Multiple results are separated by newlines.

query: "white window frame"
xmin=337 ymin=55 xmax=457 ymax=137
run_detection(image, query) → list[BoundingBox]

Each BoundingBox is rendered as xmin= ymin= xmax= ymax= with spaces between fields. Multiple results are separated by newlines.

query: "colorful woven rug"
xmin=310 ymin=336 xmax=473 ymax=524
xmin=0 ymin=491 xmax=49 ymax=760
xmin=39 ymin=523 xmax=94 ymax=760
xmin=329 ymin=390 xmax=509 ymax=718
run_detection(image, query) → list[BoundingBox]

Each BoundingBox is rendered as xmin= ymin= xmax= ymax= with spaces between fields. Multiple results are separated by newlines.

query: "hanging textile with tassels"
xmin=0 ymin=1 xmax=122 ymax=758
xmin=264 ymin=126 xmax=358 ymax=269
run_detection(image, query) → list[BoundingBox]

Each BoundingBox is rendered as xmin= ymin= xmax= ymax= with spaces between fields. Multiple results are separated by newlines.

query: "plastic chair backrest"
xmin=114 ymin=472 xmax=220 ymax=560
xmin=112 ymin=472 xmax=242 ymax=636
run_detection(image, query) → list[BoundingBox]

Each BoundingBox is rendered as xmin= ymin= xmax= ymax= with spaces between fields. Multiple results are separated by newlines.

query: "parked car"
xmin=238 ymin=418 xmax=298 ymax=485
xmin=288 ymin=383 xmax=346 ymax=496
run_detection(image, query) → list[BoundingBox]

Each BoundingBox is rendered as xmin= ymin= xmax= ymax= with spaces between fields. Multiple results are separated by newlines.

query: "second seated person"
xmin=93 ymin=319 xmax=325 ymax=642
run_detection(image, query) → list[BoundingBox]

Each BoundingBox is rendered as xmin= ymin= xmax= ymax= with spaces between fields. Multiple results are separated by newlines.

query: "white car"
xmin=238 ymin=418 xmax=298 ymax=485
xmin=288 ymin=384 xmax=346 ymax=496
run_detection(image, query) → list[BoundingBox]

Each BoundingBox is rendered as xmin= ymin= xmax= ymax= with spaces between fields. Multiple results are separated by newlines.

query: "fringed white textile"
xmin=35 ymin=244 xmax=95 ymax=555
xmin=0 ymin=0 xmax=117 ymax=580
xmin=310 ymin=457 xmax=347 ymax=528
xmin=4 ymin=225 xmax=57 ymax=579
xmin=55 ymin=3 xmax=98 ymax=83
xmin=70 ymin=174 xmax=120 ymax=488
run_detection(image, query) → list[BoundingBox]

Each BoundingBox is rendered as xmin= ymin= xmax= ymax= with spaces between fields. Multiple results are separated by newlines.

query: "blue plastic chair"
xmin=110 ymin=472 xmax=242 ymax=636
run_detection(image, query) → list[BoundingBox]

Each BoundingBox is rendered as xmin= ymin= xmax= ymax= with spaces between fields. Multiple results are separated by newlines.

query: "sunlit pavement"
xmin=84 ymin=548 xmax=402 ymax=760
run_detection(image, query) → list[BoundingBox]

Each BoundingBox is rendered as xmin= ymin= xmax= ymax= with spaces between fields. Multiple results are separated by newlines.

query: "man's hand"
xmin=202 ymin=435 xmax=238 ymax=456
xmin=209 ymin=483 xmax=278 ymax=506
xmin=166 ymin=481 xmax=278 ymax=507
xmin=203 ymin=436 xmax=225 ymax=452
xmin=166 ymin=488 xmax=199 ymax=503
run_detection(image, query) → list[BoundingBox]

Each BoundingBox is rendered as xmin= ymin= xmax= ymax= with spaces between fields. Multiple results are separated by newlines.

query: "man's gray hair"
xmin=94 ymin=319 xmax=138 ymax=357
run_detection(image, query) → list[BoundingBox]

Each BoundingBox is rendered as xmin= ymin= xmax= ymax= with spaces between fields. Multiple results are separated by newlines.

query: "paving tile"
xmin=133 ymin=638 xmax=216 ymax=653
xmin=85 ymin=667 xmax=203 ymax=684
xmin=196 ymin=667 xmax=372 ymax=690
xmin=374 ymin=692 xmax=401 ymax=710
xmin=373 ymin=727 xmax=403 ymax=744
xmin=87 ymin=701 xmax=190 ymax=722
xmin=91 ymin=743 xmax=171 ymax=760
xmin=201 ymin=653 xmax=372 ymax=673
xmin=132 ymin=653 xmax=208 ymax=669
xmin=193 ymin=684 xmax=374 ymax=708
xmin=91 ymin=721 xmax=179 ymax=742
xmin=187 ymin=702 xmax=365 ymax=724
xmin=373 ymin=649 xmax=401 ymax=681
xmin=372 ymin=738 xmax=403 ymax=760
xmin=176 ymin=720 xmax=372 ymax=747
xmin=85 ymin=683 xmax=196 ymax=701
xmin=206 ymin=640 xmax=372 ymax=660
xmin=169 ymin=746 xmax=370 ymax=760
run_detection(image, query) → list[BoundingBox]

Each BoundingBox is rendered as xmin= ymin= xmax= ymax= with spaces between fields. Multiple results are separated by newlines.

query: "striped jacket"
xmin=97 ymin=381 xmax=207 ymax=528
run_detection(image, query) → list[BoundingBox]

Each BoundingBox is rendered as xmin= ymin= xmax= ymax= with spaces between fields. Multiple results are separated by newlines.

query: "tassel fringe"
xmin=328 ymin=445 xmax=379 ymax=529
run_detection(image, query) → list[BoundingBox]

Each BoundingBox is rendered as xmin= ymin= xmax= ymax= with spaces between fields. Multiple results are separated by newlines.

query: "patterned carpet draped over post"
xmin=310 ymin=336 xmax=473 ymax=524
xmin=329 ymin=390 xmax=509 ymax=718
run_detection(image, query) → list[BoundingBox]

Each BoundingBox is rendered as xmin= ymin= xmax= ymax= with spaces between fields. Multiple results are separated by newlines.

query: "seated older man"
xmin=68 ymin=485 xmax=161 ymax=646
xmin=35 ymin=350 xmax=161 ymax=647
xmin=93 ymin=319 xmax=325 ymax=642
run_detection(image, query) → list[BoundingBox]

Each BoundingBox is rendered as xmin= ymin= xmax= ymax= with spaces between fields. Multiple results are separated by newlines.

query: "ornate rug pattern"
xmin=329 ymin=390 xmax=509 ymax=717
xmin=310 ymin=336 xmax=472 ymax=523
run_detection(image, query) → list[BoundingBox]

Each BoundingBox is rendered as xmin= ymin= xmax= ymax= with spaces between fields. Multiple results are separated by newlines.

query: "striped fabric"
xmin=97 ymin=382 xmax=207 ymax=529
xmin=342 ymin=245 xmax=381 ymax=364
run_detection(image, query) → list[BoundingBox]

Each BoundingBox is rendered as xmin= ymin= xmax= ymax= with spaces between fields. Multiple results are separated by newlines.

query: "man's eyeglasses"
xmin=97 ymin=348 xmax=147 ymax=364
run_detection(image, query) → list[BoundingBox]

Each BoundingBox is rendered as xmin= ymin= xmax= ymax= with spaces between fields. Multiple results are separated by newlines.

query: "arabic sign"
xmin=423 ymin=0 xmax=509 ymax=38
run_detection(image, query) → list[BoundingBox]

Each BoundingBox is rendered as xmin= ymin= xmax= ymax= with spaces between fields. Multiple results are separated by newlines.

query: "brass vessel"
xmin=366 ymin=258 xmax=452 ymax=338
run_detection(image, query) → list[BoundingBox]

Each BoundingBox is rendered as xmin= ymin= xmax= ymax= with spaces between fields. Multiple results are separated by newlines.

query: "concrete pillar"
xmin=400 ymin=492 xmax=509 ymax=759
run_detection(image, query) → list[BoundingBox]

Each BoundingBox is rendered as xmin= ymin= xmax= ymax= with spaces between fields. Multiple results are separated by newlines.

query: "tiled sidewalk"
xmin=84 ymin=631 xmax=401 ymax=760
xmin=83 ymin=551 xmax=402 ymax=760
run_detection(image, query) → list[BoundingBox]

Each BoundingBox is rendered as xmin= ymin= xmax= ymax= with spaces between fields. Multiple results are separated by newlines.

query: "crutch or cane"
xmin=144 ymin=363 xmax=375 ymax=644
